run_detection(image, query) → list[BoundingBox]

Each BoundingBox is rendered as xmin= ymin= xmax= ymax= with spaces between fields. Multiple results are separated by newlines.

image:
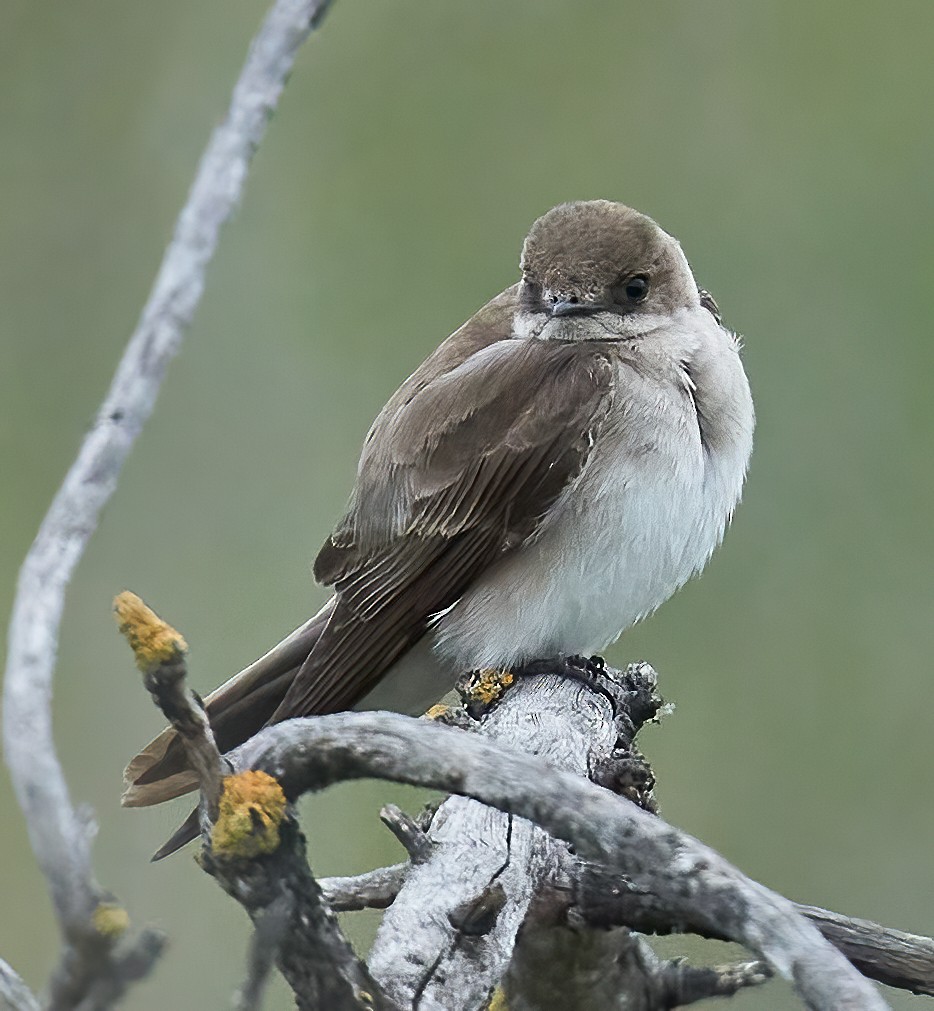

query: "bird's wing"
xmin=120 ymin=286 xmax=521 ymax=808
xmin=122 ymin=599 xmax=335 ymax=806
xmin=271 ymin=334 xmax=618 ymax=718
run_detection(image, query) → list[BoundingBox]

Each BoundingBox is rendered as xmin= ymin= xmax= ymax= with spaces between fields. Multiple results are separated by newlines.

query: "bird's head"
xmin=516 ymin=200 xmax=701 ymax=341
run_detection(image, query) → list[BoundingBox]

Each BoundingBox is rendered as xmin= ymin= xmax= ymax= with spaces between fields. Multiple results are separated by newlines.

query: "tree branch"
xmin=0 ymin=956 xmax=40 ymax=1011
xmin=119 ymin=592 xmax=392 ymax=1009
xmin=367 ymin=660 xmax=659 ymax=1009
xmin=573 ymin=863 xmax=934 ymax=996
xmin=320 ymin=864 xmax=408 ymax=912
xmin=234 ymin=894 xmax=291 ymax=1011
xmin=1 ymin=0 xmax=333 ymax=1003
xmin=501 ymin=926 xmax=771 ymax=1010
xmin=321 ymin=849 xmax=934 ymax=997
xmin=793 ymin=904 xmax=934 ymax=997
xmin=201 ymin=815 xmax=394 ymax=1010
xmin=229 ymin=709 xmax=889 ymax=1009
xmin=379 ymin=804 xmax=433 ymax=865
xmin=115 ymin=591 xmax=228 ymax=821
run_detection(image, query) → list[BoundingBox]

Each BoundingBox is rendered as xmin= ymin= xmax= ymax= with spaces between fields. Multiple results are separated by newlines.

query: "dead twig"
xmin=1 ymin=0 xmax=333 ymax=1003
xmin=379 ymin=804 xmax=433 ymax=865
xmin=122 ymin=593 xmax=393 ymax=1010
xmin=230 ymin=709 xmax=889 ymax=1010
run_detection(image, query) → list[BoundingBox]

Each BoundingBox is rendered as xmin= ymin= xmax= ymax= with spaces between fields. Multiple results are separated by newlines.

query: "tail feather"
xmin=151 ymin=806 xmax=201 ymax=862
xmin=122 ymin=598 xmax=335 ymax=810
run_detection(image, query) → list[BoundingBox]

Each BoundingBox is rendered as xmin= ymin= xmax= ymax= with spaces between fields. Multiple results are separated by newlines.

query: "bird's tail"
xmin=122 ymin=598 xmax=335 ymax=859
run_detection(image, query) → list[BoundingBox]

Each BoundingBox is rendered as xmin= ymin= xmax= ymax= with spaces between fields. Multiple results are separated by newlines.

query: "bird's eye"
xmin=624 ymin=275 xmax=650 ymax=302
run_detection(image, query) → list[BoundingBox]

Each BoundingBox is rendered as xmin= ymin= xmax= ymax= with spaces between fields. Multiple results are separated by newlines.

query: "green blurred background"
xmin=2 ymin=1 xmax=933 ymax=1007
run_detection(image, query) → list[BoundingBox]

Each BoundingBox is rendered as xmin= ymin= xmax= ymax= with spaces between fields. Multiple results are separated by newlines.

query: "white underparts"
xmin=431 ymin=307 xmax=753 ymax=670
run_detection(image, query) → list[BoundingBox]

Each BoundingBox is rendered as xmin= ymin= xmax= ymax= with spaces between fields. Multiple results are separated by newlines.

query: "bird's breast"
xmin=432 ymin=327 xmax=752 ymax=671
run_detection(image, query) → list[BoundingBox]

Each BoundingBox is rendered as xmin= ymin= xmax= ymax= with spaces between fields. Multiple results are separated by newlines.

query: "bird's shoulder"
xmin=314 ymin=289 xmax=620 ymax=585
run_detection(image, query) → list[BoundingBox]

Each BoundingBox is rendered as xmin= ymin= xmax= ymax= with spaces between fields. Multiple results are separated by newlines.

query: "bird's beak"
xmin=550 ymin=300 xmax=601 ymax=318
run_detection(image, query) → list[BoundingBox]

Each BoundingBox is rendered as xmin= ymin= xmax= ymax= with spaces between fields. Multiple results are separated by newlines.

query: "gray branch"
xmin=368 ymin=663 xmax=647 ymax=1009
xmin=1 ymin=0 xmax=332 ymax=1004
xmin=320 ymin=864 xmax=408 ymax=912
xmin=632 ymin=941 xmax=772 ymax=1007
xmin=502 ymin=926 xmax=771 ymax=1010
xmin=201 ymin=817 xmax=393 ymax=1010
xmin=379 ymin=804 xmax=433 ymax=865
xmin=118 ymin=590 xmax=228 ymax=821
xmin=316 ymin=857 xmax=934 ymax=1000
xmin=574 ymin=862 xmax=934 ymax=996
xmin=794 ymin=904 xmax=934 ymax=997
xmin=121 ymin=593 xmax=390 ymax=1010
xmin=235 ymin=895 xmax=291 ymax=1011
xmin=231 ymin=705 xmax=889 ymax=1009
xmin=0 ymin=956 xmax=39 ymax=1011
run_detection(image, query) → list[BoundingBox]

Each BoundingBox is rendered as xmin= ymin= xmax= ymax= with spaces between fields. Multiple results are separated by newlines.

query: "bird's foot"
xmin=568 ymin=653 xmax=608 ymax=676
xmin=514 ymin=653 xmax=621 ymax=709
xmin=513 ymin=656 xmax=663 ymax=733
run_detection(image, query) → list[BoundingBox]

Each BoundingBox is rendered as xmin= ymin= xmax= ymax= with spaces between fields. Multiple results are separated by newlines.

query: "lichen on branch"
xmin=212 ymin=771 xmax=288 ymax=859
xmin=113 ymin=591 xmax=188 ymax=674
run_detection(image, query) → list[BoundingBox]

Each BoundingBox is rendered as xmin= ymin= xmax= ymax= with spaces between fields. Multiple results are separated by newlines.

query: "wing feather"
xmin=271 ymin=335 xmax=617 ymax=719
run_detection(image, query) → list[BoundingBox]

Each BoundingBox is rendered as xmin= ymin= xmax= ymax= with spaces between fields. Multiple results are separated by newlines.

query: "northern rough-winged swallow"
xmin=124 ymin=200 xmax=754 ymax=857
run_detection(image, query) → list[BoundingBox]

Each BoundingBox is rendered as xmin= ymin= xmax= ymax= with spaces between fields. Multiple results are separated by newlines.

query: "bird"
xmin=123 ymin=199 xmax=754 ymax=858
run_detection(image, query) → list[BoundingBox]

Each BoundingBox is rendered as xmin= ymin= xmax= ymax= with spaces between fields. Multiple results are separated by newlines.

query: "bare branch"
xmin=231 ymin=711 xmax=889 ymax=1009
xmin=644 ymin=949 xmax=773 ymax=1007
xmin=795 ymin=903 xmax=934 ymax=997
xmin=124 ymin=593 xmax=392 ymax=1009
xmin=115 ymin=591 xmax=227 ymax=819
xmin=48 ymin=926 xmax=168 ymax=1011
xmin=502 ymin=927 xmax=771 ymax=1010
xmin=0 ymin=956 xmax=39 ymax=1011
xmin=379 ymin=804 xmax=433 ymax=864
xmin=201 ymin=811 xmax=396 ymax=1010
xmin=234 ymin=894 xmax=291 ymax=1011
xmin=368 ymin=662 xmax=650 ymax=1008
xmin=320 ymin=864 xmax=408 ymax=912
xmin=574 ymin=863 xmax=934 ymax=996
xmin=1 ymin=0 xmax=333 ymax=1002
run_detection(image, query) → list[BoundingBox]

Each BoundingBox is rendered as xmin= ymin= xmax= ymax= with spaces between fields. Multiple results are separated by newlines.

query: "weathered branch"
xmin=201 ymin=814 xmax=393 ymax=1010
xmin=320 ymin=864 xmax=408 ymax=912
xmin=794 ymin=904 xmax=934 ymax=997
xmin=0 ymin=956 xmax=40 ymax=1011
xmin=234 ymin=894 xmax=291 ymax=1011
xmin=124 ymin=612 xmax=922 ymax=1007
xmin=367 ymin=660 xmax=660 ymax=1009
xmin=379 ymin=804 xmax=433 ymax=865
xmin=115 ymin=591 xmax=228 ymax=820
xmin=2 ymin=0 xmax=333 ymax=1005
xmin=502 ymin=926 xmax=771 ymax=1010
xmin=321 ymin=852 xmax=934 ymax=999
xmin=573 ymin=863 xmax=934 ymax=996
xmin=230 ymin=708 xmax=889 ymax=1009
xmin=631 ymin=941 xmax=772 ymax=1007
xmin=120 ymin=593 xmax=391 ymax=1009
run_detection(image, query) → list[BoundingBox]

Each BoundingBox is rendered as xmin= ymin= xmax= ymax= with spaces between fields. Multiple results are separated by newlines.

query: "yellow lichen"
xmin=487 ymin=987 xmax=509 ymax=1011
xmin=464 ymin=668 xmax=514 ymax=705
xmin=423 ymin=703 xmax=451 ymax=721
xmin=92 ymin=902 xmax=129 ymax=938
xmin=211 ymin=770 xmax=287 ymax=859
xmin=113 ymin=591 xmax=187 ymax=673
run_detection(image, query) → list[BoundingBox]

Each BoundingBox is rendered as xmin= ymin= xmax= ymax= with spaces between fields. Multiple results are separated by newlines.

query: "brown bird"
xmin=124 ymin=200 xmax=754 ymax=858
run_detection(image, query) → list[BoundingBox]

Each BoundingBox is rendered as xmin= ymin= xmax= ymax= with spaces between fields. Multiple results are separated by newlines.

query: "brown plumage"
xmin=123 ymin=201 xmax=754 ymax=860
xmin=124 ymin=286 xmax=616 ymax=855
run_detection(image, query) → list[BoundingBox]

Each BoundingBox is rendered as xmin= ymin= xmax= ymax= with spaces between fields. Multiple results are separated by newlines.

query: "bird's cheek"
xmin=512 ymin=311 xmax=548 ymax=341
